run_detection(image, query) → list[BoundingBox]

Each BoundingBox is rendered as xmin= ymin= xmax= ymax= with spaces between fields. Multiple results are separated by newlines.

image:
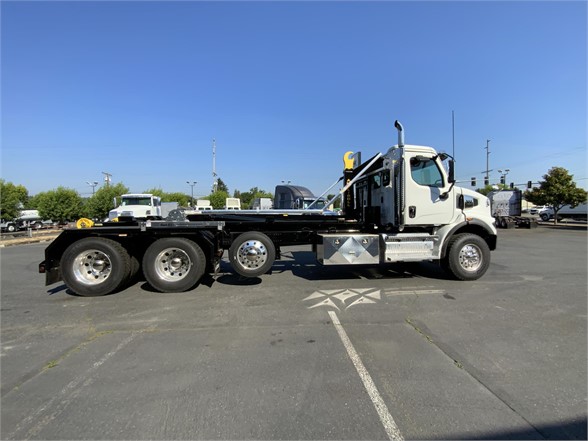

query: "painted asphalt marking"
xmin=328 ymin=311 xmax=404 ymax=441
xmin=385 ymin=289 xmax=445 ymax=296
xmin=304 ymin=286 xmax=446 ymax=310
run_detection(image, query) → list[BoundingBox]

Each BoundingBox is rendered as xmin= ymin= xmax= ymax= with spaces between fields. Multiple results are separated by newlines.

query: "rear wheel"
xmin=61 ymin=237 xmax=131 ymax=296
xmin=229 ymin=232 xmax=276 ymax=277
xmin=142 ymin=238 xmax=206 ymax=292
xmin=443 ymin=233 xmax=490 ymax=281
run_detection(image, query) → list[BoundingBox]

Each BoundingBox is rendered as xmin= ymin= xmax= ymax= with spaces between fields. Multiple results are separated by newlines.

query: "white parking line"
xmin=328 ymin=311 xmax=404 ymax=441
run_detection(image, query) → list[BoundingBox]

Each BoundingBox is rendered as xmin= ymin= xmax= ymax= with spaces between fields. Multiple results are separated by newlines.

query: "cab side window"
xmin=372 ymin=174 xmax=381 ymax=189
xmin=410 ymin=157 xmax=444 ymax=188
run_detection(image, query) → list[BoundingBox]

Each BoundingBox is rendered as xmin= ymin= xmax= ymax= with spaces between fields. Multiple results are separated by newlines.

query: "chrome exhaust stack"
xmin=394 ymin=120 xmax=404 ymax=147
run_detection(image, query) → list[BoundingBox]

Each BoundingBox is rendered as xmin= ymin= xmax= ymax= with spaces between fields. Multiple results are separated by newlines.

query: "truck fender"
xmin=440 ymin=220 xmax=497 ymax=258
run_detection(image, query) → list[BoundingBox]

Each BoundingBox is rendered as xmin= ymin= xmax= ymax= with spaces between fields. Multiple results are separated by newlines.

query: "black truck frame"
xmin=39 ymin=212 xmax=368 ymax=295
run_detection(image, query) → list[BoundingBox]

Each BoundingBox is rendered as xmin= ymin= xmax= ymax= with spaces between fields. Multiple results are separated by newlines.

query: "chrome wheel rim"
xmin=236 ymin=240 xmax=267 ymax=270
xmin=73 ymin=249 xmax=112 ymax=285
xmin=458 ymin=244 xmax=483 ymax=272
xmin=154 ymin=247 xmax=191 ymax=281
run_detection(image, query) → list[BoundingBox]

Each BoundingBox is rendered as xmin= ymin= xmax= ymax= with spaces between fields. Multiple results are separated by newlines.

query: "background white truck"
xmin=109 ymin=194 xmax=178 ymax=220
xmin=487 ymin=190 xmax=537 ymax=229
xmin=1 ymin=210 xmax=51 ymax=232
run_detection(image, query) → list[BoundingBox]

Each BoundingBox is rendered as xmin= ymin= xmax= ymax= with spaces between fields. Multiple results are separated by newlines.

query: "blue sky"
xmin=2 ymin=1 xmax=586 ymax=198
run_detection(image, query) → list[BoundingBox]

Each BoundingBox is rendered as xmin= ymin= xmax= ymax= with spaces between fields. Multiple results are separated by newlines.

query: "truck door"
xmin=403 ymin=153 xmax=455 ymax=226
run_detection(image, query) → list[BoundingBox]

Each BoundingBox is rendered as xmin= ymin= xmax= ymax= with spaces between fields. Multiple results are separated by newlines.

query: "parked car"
xmin=530 ymin=205 xmax=550 ymax=215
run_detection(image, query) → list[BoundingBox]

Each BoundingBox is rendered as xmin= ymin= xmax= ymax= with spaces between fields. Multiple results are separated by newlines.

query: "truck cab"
xmin=274 ymin=185 xmax=326 ymax=209
xmin=350 ymin=144 xmax=494 ymax=234
xmin=109 ymin=194 xmax=162 ymax=220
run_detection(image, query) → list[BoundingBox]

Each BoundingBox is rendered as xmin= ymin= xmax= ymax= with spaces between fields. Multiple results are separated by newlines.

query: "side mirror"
xmin=448 ymin=160 xmax=456 ymax=184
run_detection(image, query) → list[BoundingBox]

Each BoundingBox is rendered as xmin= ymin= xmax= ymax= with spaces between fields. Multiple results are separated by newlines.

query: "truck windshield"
xmin=304 ymin=199 xmax=325 ymax=209
xmin=121 ymin=197 xmax=152 ymax=206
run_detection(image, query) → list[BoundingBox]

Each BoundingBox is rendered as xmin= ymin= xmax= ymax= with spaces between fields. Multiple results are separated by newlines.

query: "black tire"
xmin=128 ymin=254 xmax=141 ymax=283
xmin=443 ymin=233 xmax=490 ymax=281
xmin=61 ymin=237 xmax=131 ymax=296
xmin=6 ymin=223 xmax=16 ymax=233
xmin=229 ymin=231 xmax=276 ymax=277
xmin=142 ymin=238 xmax=205 ymax=292
xmin=32 ymin=221 xmax=43 ymax=230
xmin=540 ymin=213 xmax=550 ymax=221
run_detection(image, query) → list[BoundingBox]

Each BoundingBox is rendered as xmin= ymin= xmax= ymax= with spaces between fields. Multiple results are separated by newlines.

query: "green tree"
xmin=238 ymin=187 xmax=274 ymax=208
xmin=164 ymin=192 xmax=190 ymax=207
xmin=216 ymin=178 xmax=229 ymax=194
xmin=0 ymin=180 xmax=29 ymax=220
xmin=475 ymin=184 xmax=510 ymax=196
xmin=36 ymin=187 xmax=84 ymax=222
xmin=144 ymin=188 xmax=191 ymax=207
xmin=84 ymin=183 xmax=129 ymax=220
xmin=326 ymin=194 xmax=342 ymax=209
xmin=204 ymin=190 xmax=229 ymax=209
xmin=524 ymin=167 xmax=587 ymax=225
xmin=144 ymin=188 xmax=165 ymax=199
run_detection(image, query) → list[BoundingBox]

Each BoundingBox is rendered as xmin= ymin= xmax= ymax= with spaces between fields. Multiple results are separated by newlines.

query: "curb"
xmin=0 ymin=234 xmax=61 ymax=248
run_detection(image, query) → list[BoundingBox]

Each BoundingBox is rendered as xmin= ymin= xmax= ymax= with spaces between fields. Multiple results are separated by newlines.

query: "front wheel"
xmin=61 ymin=237 xmax=131 ymax=296
xmin=443 ymin=233 xmax=490 ymax=281
xmin=142 ymin=238 xmax=206 ymax=292
xmin=229 ymin=232 xmax=276 ymax=277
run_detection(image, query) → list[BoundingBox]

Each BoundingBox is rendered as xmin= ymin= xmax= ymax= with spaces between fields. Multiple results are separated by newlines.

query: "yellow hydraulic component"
xmin=76 ymin=218 xmax=94 ymax=229
xmin=343 ymin=151 xmax=355 ymax=170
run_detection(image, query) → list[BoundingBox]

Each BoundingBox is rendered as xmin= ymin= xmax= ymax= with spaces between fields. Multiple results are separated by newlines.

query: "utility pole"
xmin=101 ymin=172 xmax=112 ymax=187
xmin=186 ymin=181 xmax=197 ymax=207
xmin=484 ymin=140 xmax=491 ymax=185
xmin=452 ymin=110 xmax=455 ymax=159
xmin=86 ymin=181 xmax=98 ymax=195
xmin=212 ymin=138 xmax=218 ymax=193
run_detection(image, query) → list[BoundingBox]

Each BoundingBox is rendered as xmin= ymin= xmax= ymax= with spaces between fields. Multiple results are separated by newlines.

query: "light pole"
xmin=86 ymin=181 xmax=98 ymax=195
xmin=101 ymin=172 xmax=112 ymax=187
xmin=186 ymin=181 xmax=197 ymax=207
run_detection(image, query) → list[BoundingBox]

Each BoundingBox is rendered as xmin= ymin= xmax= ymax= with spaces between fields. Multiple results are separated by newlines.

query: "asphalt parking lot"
xmin=1 ymin=225 xmax=586 ymax=440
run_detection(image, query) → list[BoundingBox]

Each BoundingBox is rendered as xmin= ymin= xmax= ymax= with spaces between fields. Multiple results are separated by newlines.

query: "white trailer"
xmin=540 ymin=203 xmax=588 ymax=222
